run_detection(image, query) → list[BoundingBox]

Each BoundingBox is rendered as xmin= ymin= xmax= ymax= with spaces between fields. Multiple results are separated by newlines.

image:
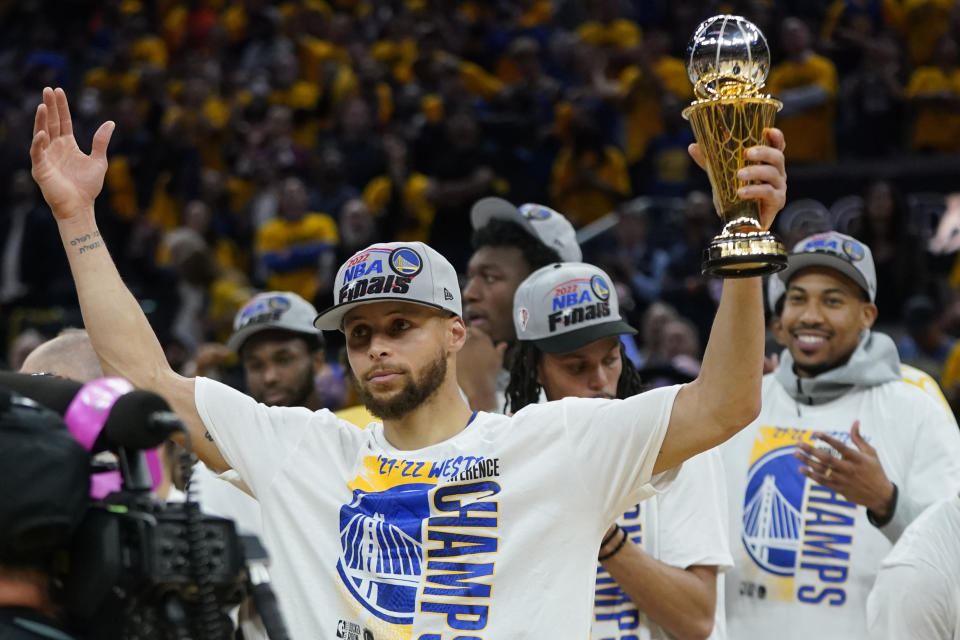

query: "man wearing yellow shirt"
xmin=549 ymin=116 xmax=631 ymax=226
xmin=255 ymin=176 xmax=338 ymax=303
xmin=905 ymin=36 xmax=960 ymax=152
xmin=768 ymin=18 xmax=838 ymax=162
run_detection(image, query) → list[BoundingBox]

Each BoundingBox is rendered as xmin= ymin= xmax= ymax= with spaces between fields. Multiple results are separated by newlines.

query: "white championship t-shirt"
xmin=867 ymin=494 xmax=960 ymax=640
xmin=195 ymin=377 xmax=681 ymax=640
xmin=592 ymin=448 xmax=733 ymax=640
xmin=721 ymin=374 xmax=960 ymax=639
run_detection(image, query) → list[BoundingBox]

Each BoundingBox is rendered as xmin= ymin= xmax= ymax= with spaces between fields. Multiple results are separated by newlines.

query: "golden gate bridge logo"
xmin=336 ymin=486 xmax=431 ymax=624
xmin=742 ymin=447 xmax=804 ymax=576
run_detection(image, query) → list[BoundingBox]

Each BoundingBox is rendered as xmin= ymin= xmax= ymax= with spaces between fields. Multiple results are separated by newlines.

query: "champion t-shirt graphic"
xmin=722 ymin=373 xmax=960 ymax=640
xmin=196 ymin=378 xmax=680 ymax=640
xmin=738 ymin=427 xmax=857 ymax=603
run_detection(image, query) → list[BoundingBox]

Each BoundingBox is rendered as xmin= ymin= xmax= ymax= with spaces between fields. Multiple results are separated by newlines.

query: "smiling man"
xmin=30 ymin=87 xmax=786 ymax=639
xmin=720 ymin=231 xmax=960 ymax=639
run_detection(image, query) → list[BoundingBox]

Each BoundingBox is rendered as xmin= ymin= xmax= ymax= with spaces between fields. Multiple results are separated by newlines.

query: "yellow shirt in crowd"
xmin=255 ymin=214 xmax=339 ymax=302
xmin=549 ymin=146 xmax=630 ymax=226
xmin=905 ymin=66 xmax=960 ymax=152
xmin=619 ymin=57 xmax=692 ymax=164
xmin=767 ymin=54 xmax=838 ymax=162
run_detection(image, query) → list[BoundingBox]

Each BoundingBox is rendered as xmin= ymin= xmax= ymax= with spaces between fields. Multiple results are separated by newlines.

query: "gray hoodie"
xmin=775 ymin=330 xmax=902 ymax=407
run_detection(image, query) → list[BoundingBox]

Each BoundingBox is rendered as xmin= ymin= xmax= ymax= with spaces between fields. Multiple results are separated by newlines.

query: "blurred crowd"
xmin=3 ymin=0 xmax=960 ymax=412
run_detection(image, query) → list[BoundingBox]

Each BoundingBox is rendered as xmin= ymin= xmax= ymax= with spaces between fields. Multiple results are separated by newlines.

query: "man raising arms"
xmin=30 ymin=87 xmax=786 ymax=639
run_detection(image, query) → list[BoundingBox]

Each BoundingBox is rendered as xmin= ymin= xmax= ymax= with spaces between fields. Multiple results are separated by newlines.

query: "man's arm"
xmin=654 ymin=128 xmax=786 ymax=474
xmin=30 ymin=87 xmax=228 ymax=470
xmin=600 ymin=538 xmax=718 ymax=640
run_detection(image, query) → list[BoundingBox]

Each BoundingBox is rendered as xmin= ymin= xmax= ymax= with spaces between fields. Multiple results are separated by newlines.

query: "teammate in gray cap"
xmin=30 ymin=86 xmax=786 ymax=639
xmin=508 ymin=261 xmax=734 ymax=639
xmin=720 ymin=230 xmax=960 ymax=639
xmin=460 ymin=197 xmax=582 ymax=411
xmin=223 ymin=291 xmax=327 ymax=410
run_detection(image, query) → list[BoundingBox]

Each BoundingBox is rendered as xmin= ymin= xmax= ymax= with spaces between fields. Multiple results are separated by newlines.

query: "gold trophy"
xmin=682 ymin=15 xmax=787 ymax=277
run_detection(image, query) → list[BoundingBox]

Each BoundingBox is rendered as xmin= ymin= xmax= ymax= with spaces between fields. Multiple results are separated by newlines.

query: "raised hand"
xmin=30 ymin=87 xmax=115 ymax=220
xmin=688 ymin=127 xmax=787 ymax=231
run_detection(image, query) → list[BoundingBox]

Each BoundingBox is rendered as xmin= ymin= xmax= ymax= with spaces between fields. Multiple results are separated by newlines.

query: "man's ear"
xmin=860 ymin=302 xmax=879 ymax=330
xmin=448 ymin=315 xmax=467 ymax=353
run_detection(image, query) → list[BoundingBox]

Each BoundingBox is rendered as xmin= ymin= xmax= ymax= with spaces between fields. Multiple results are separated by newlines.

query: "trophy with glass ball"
xmin=682 ymin=15 xmax=787 ymax=277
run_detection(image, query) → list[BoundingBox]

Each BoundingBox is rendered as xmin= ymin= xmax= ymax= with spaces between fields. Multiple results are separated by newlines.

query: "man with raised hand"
xmin=30 ymin=87 xmax=786 ymax=639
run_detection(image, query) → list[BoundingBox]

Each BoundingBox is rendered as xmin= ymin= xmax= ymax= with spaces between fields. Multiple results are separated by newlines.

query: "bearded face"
xmin=353 ymin=346 xmax=448 ymax=420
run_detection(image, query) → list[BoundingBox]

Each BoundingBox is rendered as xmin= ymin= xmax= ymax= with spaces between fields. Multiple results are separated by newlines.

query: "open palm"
xmin=30 ymin=87 xmax=115 ymax=220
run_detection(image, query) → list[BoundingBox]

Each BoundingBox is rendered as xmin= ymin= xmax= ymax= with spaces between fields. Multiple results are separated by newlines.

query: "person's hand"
xmin=794 ymin=421 xmax=896 ymax=517
xmin=688 ymin=127 xmax=787 ymax=231
xmin=30 ymin=87 xmax=115 ymax=221
xmin=456 ymin=327 xmax=507 ymax=411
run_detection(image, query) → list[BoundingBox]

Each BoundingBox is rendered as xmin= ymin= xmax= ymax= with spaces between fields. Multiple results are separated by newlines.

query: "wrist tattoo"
xmin=69 ymin=231 xmax=102 ymax=255
xmin=204 ymin=430 xmax=214 ymax=442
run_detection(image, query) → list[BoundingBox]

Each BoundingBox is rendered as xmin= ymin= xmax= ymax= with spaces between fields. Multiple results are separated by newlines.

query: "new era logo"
xmin=443 ymin=288 xmax=454 ymax=301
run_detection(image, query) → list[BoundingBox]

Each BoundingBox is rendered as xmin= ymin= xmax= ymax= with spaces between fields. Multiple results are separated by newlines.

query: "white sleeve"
xmin=556 ymin=384 xmax=682 ymax=522
xmin=882 ymin=395 xmax=960 ymax=542
xmin=867 ymin=562 xmax=955 ymax=640
xmin=194 ymin=377 xmax=348 ymax=499
xmin=656 ymin=448 xmax=734 ymax=571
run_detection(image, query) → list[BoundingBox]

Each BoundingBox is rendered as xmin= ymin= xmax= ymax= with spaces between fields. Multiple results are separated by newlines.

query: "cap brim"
xmin=313 ymin=297 xmax=456 ymax=331
xmin=470 ymin=197 xmax=535 ymax=235
xmin=778 ymin=253 xmax=871 ymax=300
xmin=532 ymin=320 xmax=637 ymax=354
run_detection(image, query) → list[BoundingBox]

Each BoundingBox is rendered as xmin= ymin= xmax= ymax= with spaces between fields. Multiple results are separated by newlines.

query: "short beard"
xmin=354 ymin=350 xmax=448 ymax=420
xmin=289 ymin=362 xmax=317 ymax=407
xmin=258 ymin=362 xmax=316 ymax=407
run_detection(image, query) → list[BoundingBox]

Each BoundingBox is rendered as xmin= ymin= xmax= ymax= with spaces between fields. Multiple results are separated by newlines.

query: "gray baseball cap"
xmin=778 ymin=231 xmax=877 ymax=302
xmin=471 ymin=197 xmax=583 ymax=262
xmin=227 ymin=291 xmax=323 ymax=352
xmin=513 ymin=262 xmax=636 ymax=353
xmin=314 ymin=241 xmax=462 ymax=330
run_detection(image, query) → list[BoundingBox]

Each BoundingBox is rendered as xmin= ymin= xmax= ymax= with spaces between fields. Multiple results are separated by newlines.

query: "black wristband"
xmin=600 ymin=525 xmax=621 ymax=549
xmin=867 ymin=482 xmax=898 ymax=528
xmin=598 ymin=526 xmax=630 ymax=561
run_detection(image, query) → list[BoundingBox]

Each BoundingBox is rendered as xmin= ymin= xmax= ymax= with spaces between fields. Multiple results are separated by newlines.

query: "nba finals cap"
xmin=513 ymin=262 xmax=636 ymax=353
xmin=314 ymin=241 xmax=462 ymax=331
xmin=227 ymin=291 xmax=324 ymax=352
xmin=470 ymin=197 xmax=583 ymax=262
xmin=778 ymin=231 xmax=877 ymax=302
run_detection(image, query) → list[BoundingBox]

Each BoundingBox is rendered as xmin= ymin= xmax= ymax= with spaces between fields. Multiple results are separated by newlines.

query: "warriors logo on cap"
xmin=590 ymin=275 xmax=611 ymax=301
xmin=389 ymin=247 xmax=423 ymax=277
xmin=842 ymin=239 xmax=865 ymax=261
xmin=520 ymin=204 xmax=552 ymax=221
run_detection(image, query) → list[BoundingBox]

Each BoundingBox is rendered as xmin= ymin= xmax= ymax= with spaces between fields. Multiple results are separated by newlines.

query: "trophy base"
xmin=702 ymin=221 xmax=786 ymax=278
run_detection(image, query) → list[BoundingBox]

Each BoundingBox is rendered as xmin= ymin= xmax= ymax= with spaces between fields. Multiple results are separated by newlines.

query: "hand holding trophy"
xmin=683 ymin=15 xmax=786 ymax=277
